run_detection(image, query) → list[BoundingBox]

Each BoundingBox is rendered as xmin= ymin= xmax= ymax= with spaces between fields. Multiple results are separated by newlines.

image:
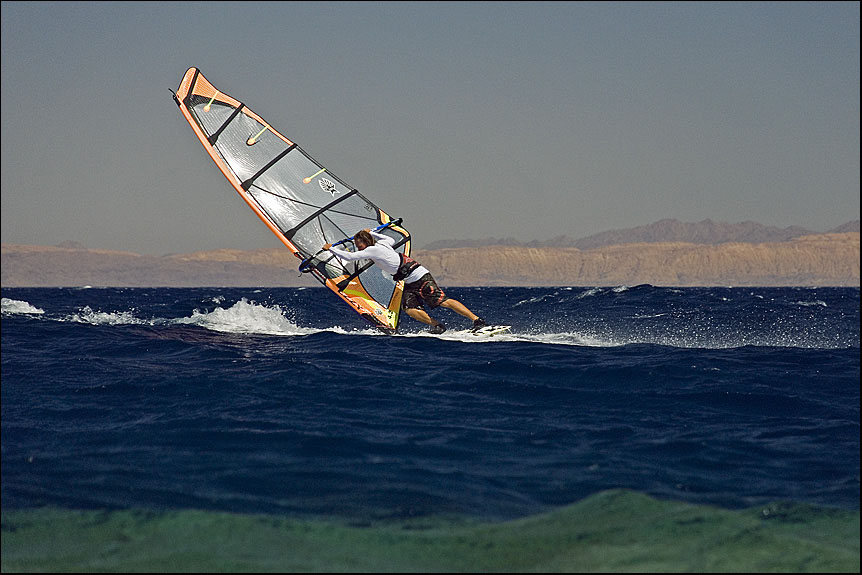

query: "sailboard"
xmin=470 ymin=325 xmax=511 ymax=337
xmin=171 ymin=68 xmax=409 ymax=332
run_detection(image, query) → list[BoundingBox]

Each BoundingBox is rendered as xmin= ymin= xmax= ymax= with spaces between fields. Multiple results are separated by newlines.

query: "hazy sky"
xmin=2 ymin=2 xmax=859 ymax=255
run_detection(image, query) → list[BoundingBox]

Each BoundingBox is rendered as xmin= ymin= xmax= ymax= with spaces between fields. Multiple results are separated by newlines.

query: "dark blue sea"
xmin=2 ymin=285 xmax=859 ymax=522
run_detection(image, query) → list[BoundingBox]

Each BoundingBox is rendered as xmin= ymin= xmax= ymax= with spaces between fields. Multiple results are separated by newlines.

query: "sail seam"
xmin=284 ymin=190 xmax=361 ymax=240
xmin=246 ymin=184 xmax=376 ymax=221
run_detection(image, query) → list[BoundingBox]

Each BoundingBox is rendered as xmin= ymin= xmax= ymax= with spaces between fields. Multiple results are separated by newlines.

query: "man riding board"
xmin=324 ymin=229 xmax=486 ymax=334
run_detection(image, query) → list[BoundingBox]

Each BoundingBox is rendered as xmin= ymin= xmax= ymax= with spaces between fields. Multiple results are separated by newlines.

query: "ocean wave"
xmin=65 ymin=306 xmax=147 ymax=326
xmin=1 ymin=297 xmax=45 ymax=315
xmin=793 ymin=300 xmax=828 ymax=307
xmin=173 ymin=297 xmax=315 ymax=336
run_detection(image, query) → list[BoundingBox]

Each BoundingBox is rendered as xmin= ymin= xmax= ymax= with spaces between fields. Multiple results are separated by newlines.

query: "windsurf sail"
xmin=171 ymin=67 xmax=409 ymax=332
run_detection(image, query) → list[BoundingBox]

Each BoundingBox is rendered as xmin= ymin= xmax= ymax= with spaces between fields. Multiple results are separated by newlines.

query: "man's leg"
xmin=439 ymin=298 xmax=479 ymax=321
xmin=405 ymin=306 xmax=439 ymax=326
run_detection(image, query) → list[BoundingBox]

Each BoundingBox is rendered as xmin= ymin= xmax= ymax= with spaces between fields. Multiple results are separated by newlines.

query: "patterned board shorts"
xmin=402 ymin=273 xmax=448 ymax=310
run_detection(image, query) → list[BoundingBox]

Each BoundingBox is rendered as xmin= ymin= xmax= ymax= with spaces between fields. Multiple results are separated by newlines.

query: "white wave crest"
xmin=69 ymin=306 xmax=146 ymax=326
xmin=793 ymin=300 xmax=827 ymax=307
xmin=1 ymin=298 xmax=45 ymax=315
xmin=575 ymin=287 xmax=603 ymax=299
xmin=174 ymin=298 xmax=312 ymax=336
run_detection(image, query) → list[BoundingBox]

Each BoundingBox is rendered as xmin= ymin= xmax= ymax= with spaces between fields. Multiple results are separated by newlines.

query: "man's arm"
xmin=370 ymin=230 xmax=396 ymax=247
xmin=325 ymin=244 xmax=367 ymax=262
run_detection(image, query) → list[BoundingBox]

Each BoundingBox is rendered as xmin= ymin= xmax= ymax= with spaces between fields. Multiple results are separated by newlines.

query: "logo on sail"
xmin=319 ymin=178 xmax=339 ymax=197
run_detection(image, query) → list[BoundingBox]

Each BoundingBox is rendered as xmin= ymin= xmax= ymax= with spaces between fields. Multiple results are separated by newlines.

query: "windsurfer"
xmin=324 ymin=229 xmax=486 ymax=334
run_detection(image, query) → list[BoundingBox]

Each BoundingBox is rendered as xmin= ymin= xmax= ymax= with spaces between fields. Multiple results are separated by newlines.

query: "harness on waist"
xmin=392 ymin=253 xmax=421 ymax=282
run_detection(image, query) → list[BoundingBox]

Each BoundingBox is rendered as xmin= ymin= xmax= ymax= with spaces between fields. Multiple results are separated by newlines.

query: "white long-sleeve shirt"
xmin=328 ymin=230 xmax=428 ymax=284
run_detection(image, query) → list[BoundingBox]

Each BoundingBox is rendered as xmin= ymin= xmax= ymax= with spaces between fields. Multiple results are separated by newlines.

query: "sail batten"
xmin=173 ymin=67 xmax=408 ymax=332
xmin=241 ymin=144 xmax=297 ymax=191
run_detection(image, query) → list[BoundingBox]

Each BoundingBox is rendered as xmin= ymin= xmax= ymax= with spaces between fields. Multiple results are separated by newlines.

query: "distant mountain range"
xmin=421 ymin=219 xmax=860 ymax=250
xmin=2 ymin=219 xmax=859 ymax=287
